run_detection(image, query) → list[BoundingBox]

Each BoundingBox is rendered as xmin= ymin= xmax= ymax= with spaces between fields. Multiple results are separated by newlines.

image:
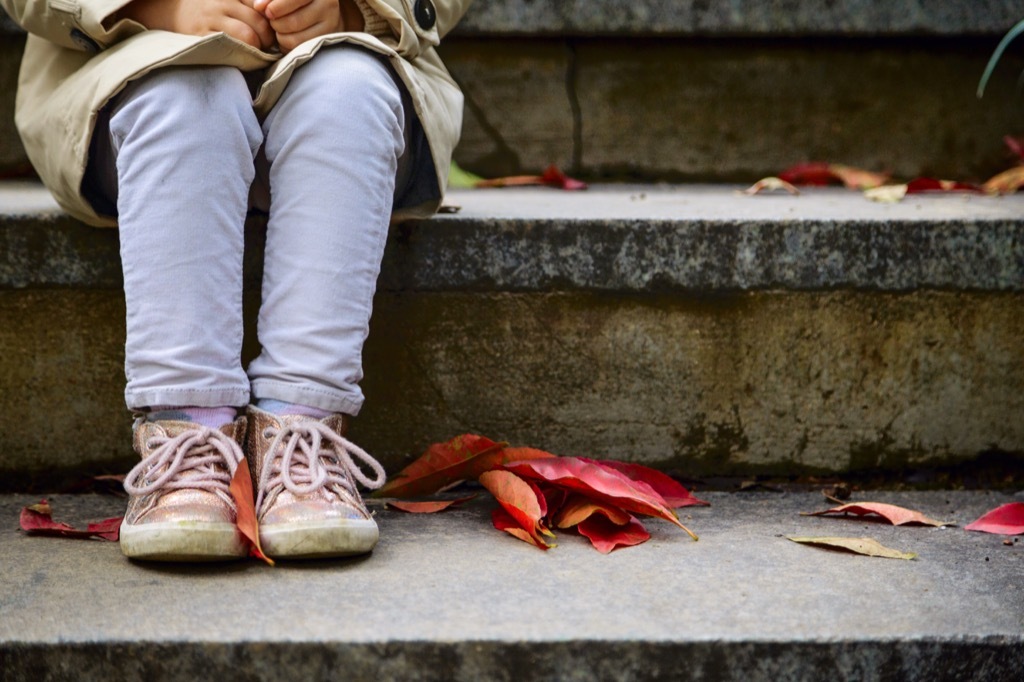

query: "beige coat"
xmin=1 ymin=0 xmax=472 ymax=226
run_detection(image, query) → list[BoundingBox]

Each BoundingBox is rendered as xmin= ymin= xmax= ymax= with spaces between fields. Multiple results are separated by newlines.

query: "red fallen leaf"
xmin=472 ymin=165 xmax=587 ymax=191
xmin=583 ymin=459 xmax=708 ymax=508
xmin=378 ymin=438 xmax=557 ymax=499
xmin=479 ymin=470 xmax=554 ymax=549
xmin=983 ymin=166 xmax=1024 ymax=194
xmin=386 ymin=495 xmax=477 ymax=513
xmin=802 ymin=502 xmax=953 ymax=527
xmin=965 ymin=502 xmax=1024 ymax=535
xmin=779 ymin=162 xmax=889 ymax=190
xmin=905 ymin=178 xmax=983 ymax=193
xmin=376 ymin=435 xmax=503 ymax=498
xmin=474 ymin=174 xmax=545 ymax=188
xmin=577 ymin=514 xmax=651 ymax=553
xmin=540 ymin=164 xmax=588 ymax=190
xmin=230 ymin=458 xmax=274 ymax=566
xmin=553 ymin=494 xmax=633 ymax=528
xmin=19 ymin=499 xmax=122 ymax=541
xmin=504 ymin=457 xmax=698 ymax=540
xmin=778 ymin=162 xmax=835 ymax=186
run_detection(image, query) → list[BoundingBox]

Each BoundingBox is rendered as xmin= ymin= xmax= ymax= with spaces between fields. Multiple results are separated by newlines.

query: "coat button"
xmin=413 ymin=0 xmax=436 ymax=30
xmin=70 ymin=28 xmax=100 ymax=53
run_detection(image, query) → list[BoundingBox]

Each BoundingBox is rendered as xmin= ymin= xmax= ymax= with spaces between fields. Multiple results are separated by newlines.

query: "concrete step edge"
xmin=3 ymin=181 xmax=1024 ymax=292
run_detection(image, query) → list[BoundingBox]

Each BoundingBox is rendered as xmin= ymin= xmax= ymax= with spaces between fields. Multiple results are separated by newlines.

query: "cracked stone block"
xmin=575 ymin=40 xmax=1024 ymax=181
xmin=441 ymin=40 xmax=576 ymax=178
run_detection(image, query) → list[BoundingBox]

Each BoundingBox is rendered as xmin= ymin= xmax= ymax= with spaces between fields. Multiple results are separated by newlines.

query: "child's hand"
xmin=120 ymin=0 xmax=275 ymax=51
xmin=254 ymin=0 xmax=364 ymax=54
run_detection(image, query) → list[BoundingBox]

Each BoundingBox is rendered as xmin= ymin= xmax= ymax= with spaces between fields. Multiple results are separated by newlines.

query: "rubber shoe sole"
xmin=120 ymin=521 xmax=247 ymax=562
xmin=260 ymin=518 xmax=379 ymax=559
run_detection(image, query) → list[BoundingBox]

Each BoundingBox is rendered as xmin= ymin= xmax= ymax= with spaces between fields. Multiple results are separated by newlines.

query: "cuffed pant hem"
xmin=125 ymin=387 xmax=251 ymax=411
xmin=250 ymin=379 xmax=364 ymax=416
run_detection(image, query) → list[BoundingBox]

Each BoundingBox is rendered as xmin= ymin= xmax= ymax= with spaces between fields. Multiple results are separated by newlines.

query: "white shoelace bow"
xmin=124 ymin=426 xmax=245 ymax=509
xmin=255 ymin=420 xmax=386 ymax=514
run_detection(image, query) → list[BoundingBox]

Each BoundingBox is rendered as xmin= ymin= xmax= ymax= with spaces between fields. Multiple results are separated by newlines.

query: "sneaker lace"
xmin=124 ymin=426 xmax=244 ymax=510
xmin=255 ymin=420 xmax=386 ymax=514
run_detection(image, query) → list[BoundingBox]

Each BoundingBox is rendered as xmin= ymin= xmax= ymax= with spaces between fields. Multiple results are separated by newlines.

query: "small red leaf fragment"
xmin=19 ymin=499 xmax=122 ymax=541
xmin=779 ymin=162 xmax=889 ymax=190
xmin=577 ymin=514 xmax=651 ymax=553
xmin=479 ymin=470 xmax=554 ymax=549
xmin=803 ymin=502 xmax=953 ymax=527
xmin=472 ymin=166 xmax=587 ymax=191
xmin=583 ymin=459 xmax=708 ymax=508
xmin=504 ymin=457 xmax=698 ymax=540
xmin=778 ymin=162 xmax=835 ymax=186
xmin=742 ymin=177 xmax=800 ymax=195
xmin=230 ymin=458 xmax=274 ymax=566
xmin=386 ymin=495 xmax=477 ymax=513
xmin=905 ymin=178 xmax=982 ymax=194
xmin=965 ymin=502 xmax=1024 ymax=535
xmin=540 ymin=164 xmax=588 ymax=190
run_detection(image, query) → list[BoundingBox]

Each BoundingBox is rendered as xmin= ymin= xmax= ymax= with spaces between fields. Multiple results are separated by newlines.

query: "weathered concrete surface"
xmin=454 ymin=0 xmax=1023 ymax=37
xmin=445 ymin=38 xmax=1024 ymax=181
xmin=3 ymin=289 xmax=1022 ymax=485
xmin=2 ymin=491 xmax=1022 ymax=681
xmin=443 ymin=41 xmax=576 ymax=178
xmin=5 ymin=184 xmax=1024 ymax=291
xmin=2 ymin=185 xmax=1023 ymax=484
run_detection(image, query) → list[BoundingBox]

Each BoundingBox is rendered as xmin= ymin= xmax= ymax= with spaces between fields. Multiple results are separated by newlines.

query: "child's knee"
xmin=110 ymin=67 xmax=261 ymax=156
xmin=288 ymin=47 xmax=404 ymax=117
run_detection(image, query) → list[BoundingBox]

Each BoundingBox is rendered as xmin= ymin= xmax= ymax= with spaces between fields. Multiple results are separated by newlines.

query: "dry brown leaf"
xmin=982 ymin=166 xmax=1024 ymax=195
xmin=741 ymin=177 xmax=800 ymax=196
xmin=864 ymin=184 xmax=908 ymax=203
xmin=787 ymin=536 xmax=917 ymax=560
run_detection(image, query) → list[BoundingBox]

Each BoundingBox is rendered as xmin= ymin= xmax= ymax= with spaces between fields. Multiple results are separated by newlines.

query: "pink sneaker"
xmin=245 ymin=406 xmax=386 ymax=559
xmin=120 ymin=418 xmax=248 ymax=561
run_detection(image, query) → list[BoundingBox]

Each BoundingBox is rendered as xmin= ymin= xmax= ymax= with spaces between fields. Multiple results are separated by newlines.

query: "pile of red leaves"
xmin=376 ymin=435 xmax=705 ymax=552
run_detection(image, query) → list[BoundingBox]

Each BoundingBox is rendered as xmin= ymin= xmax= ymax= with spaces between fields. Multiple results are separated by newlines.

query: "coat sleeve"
xmin=0 ymin=0 xmax=139 ymax=52
xmin=353 ymin=0 xmax=473 ymax=58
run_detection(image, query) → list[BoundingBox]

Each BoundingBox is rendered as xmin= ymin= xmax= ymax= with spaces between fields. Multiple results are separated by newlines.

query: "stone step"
xmin=2 ymin=490 xmax=1022 ymax=681
xmin=3 ymin=3 xmax=1023 ymax=180
xmin=454 ymin=0 xmax=1022 ymax=37
xmin=2 ymin=181 xmax=1022 ymax=489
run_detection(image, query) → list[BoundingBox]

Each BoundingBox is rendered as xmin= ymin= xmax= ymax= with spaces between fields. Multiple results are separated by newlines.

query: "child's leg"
xmin=110 ymin=67 xmax=263 ymax=413
xmin=244 ymin=47 xmax=405 ymax=558
xmin=99 ymin=66 xmax=264 ymax=560
xmin=247 ymin=46 xmax=407 ymax=417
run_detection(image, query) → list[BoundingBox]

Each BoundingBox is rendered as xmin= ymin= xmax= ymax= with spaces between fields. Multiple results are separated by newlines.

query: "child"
xmin=2 ymin=0 xmax=473 ymax=560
